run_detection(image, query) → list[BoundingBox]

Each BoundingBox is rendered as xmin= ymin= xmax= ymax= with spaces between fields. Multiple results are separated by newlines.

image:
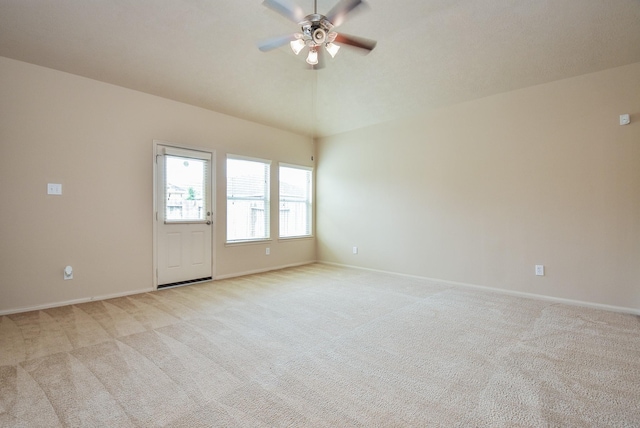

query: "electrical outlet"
xmin=265 ymin=247 xmax=270 ymax=255
xmin=47 ymin=183 xmax=62 ymax=195
xmin=535 ymin=265 xmax=545 ymax=276
xmin=353 ymin=246 xmax=358 ymax=255
xmin=64 ymin=266 xmax=73 ymax=280
xmin=620 ymin=114 xmax=630 ymax=125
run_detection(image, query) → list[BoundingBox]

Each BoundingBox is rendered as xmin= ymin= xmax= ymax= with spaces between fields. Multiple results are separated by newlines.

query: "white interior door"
xmin=155 ymin=145 xmax=213 ymax=287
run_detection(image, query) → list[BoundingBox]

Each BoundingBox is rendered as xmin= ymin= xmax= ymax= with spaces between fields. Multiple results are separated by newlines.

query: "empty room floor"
xmin=1 ymin=264 xmax=639 ymax=426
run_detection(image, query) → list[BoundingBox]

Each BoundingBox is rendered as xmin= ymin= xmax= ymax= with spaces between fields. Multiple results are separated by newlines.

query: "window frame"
xmin=226 ymin=155 xmax=272 ymax=244
xmin=278 ymin=163 xmax=313 ymax=239
xmin=162 ymin=150 xmax=210 ymax=224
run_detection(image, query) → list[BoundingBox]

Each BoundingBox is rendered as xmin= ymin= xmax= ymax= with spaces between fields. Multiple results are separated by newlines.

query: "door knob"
xmin=206 ymin=220 xmax=212 ymax=225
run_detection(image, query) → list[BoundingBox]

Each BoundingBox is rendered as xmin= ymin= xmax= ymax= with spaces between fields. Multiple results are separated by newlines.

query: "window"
xmin=279 ymin=164 xmax=312 ymax=238
xmin=227 ymin=156 xmax=270 ymax=242
xmin=164 ymin=154 xmax=208 ymax=222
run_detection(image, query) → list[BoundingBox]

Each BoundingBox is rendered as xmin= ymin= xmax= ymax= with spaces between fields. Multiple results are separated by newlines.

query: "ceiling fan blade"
xmin=262 ymin=0 xmax=306 ymax=24
xmin=334 ymin=33 xmax=377 ymax=53
xmin=325 ymin=0 xmax=366 ymax=27
xmin=257 ymin=34 xmax=298 ymax=52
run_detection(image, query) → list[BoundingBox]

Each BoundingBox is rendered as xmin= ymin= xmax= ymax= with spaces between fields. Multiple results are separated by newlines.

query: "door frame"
xmin=152 ymin=140 xmax=216 ymax=289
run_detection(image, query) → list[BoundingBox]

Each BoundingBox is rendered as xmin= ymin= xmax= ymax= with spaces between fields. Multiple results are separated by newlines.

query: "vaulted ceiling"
xmin=1 ymin=0 xmax=639 ymax=137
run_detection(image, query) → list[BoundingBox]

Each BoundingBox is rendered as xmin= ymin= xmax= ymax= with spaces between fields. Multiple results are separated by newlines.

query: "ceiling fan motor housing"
xmin=300 ymin=14 xmax=334 ymax=47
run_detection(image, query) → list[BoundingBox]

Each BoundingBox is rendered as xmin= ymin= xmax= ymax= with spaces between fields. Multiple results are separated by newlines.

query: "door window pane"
xmin=165 ymin=156 xmax=206 ymax=221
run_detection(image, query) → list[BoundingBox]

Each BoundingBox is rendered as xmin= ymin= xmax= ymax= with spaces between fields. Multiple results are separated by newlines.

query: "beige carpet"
xmin=1 ymin=264 xmax=639 ymax=427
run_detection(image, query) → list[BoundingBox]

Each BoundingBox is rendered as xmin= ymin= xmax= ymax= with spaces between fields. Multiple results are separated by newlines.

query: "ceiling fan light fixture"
xmin=290 ymin=38 xmax=306 ymax=55
xmin=306 ymin=47 xmax=319 ymax=65
xmin=325 ymin=42 xmax=340 ymax=58
xmin=259 ymin=0 xmax=377 ymax=68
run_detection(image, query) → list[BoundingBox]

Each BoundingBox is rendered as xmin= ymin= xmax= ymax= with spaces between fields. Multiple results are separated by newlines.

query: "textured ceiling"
xmin=1 ymin=0 xmax=639 ymax=137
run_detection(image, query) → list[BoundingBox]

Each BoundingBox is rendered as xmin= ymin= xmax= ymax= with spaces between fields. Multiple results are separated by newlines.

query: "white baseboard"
xmin=0 ymin=287 xmax=155 ymax=316
xmin=0 ymin=261 xmax=318 ymax=316
xmin=215 ymin=260 xmax=317 ymax=280
xmin=5 ymin=261 xmax=634 ymax=317
xmin=319 ymin=261 xmax=640 ymax=316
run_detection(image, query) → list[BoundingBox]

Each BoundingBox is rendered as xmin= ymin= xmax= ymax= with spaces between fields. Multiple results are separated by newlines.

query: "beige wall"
xmin=0 ymin=57 xmax=315 ymax=313
xmin=2 ymin=55 xmax=638 ymax=314
xmin=317 ymin=62 xmax=640 ymax=311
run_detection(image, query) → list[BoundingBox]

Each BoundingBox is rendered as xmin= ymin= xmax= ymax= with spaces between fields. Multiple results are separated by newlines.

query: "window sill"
xmin=278 ymin=235 xmax=314 ymax=242
xmin=225 ymin=238 xmax=273 ymax=247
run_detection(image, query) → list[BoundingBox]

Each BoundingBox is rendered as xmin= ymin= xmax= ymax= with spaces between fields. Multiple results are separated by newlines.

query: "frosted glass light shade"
xmin=306 ymin=48 xmax=318 ymax=65
xmin=290 ymin=39 xmax=306 ymax=55
xmin=325 ymin=43 xmax=340 ymax=58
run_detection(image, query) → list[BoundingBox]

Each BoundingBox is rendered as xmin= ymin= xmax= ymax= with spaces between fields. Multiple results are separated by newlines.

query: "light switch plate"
xmin=535 ymin=265 xmax=545 ymax=276
xmin=620 ymin=114 xmax=630 ymax=126
xmin=47 ymin=183 xmax=62 ymax=195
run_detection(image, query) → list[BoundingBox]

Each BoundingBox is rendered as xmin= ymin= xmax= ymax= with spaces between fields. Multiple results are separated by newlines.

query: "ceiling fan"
xmin=258 ymin=0 xmax=377 ymax=69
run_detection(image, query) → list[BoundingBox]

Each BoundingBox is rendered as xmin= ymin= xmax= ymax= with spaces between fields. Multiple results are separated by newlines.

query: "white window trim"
xmin=226 ymin=154 xmax=272 ymax=244
xmin=279 ymin=162 xmax=312 ymax=172
xmin=228 ymin=154 xmax=272 ymax=165
xmin=164 ymin=146 xmax=212 ymax=161
xmin=278 ymin=162 xmax=313 ymax=239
